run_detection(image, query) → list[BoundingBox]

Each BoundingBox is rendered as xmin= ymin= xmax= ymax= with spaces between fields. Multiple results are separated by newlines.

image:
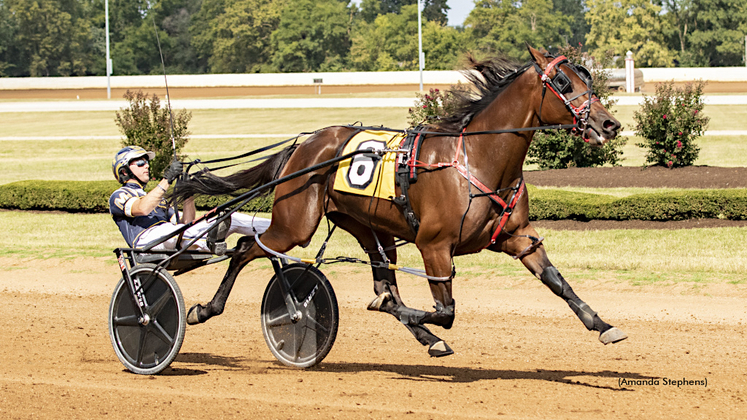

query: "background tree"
xmin=0 ymin=1 xmax=19 ymax=76
xmin=378 ymin=0 xmax=449 ymax=24
xmin=552 ymin=0 xmax=589 ymax=48
xmin=585 ymin=0 xmax=676 ymax=67
xmin=271 ymin=0 xmax=352 ymax=72
xmin=685 ymin=0 xmax=747 ymax=67
xmin=192 ymin=0 xmax=285 ymax=73
xmin=465 ymin=0 xmax=571 ymax=61
xmin=350 ymin=4 xmax=420 ymax=70
xmin=3 ymin=0 xmax=93 ymax=76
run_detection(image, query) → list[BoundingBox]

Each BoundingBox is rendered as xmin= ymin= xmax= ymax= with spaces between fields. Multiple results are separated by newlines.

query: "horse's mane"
xmin=434 ymin=55 xmax=532 ymax=133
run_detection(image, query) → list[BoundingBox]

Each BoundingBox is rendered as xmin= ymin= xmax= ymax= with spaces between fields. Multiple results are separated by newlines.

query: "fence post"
xmin=625 ymin=51 xmax=635 ymax=93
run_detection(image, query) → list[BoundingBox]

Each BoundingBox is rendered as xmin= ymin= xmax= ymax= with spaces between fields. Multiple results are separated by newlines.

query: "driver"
xmin=109 ymin=146 xmax=270 ymax=251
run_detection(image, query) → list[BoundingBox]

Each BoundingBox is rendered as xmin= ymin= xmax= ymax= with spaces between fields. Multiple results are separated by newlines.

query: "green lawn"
xmin=0 ymin=100 xmax=744 ymax=185
xmin=2 ymin=94 xmax=746 ymax=290
xmin=3 ymin=211 xmax=746 ymax=287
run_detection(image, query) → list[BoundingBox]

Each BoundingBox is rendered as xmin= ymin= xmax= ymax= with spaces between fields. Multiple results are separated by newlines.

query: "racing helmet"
xmin=112 ymin=146 xmax=156 ymax=184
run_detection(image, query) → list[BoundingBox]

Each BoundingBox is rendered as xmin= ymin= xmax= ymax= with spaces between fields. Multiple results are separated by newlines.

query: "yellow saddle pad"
xmin=333 ymin=130 xmax=405 ymax=200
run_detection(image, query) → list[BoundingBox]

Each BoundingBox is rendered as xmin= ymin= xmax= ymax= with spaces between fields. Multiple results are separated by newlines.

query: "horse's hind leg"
xmin=188 ymin=177 xmax=329 ymax=325
xmin=495 ymin=224 xmax=627 ymax=345
xmin=327 ymin=214 xmax=451 ymax=356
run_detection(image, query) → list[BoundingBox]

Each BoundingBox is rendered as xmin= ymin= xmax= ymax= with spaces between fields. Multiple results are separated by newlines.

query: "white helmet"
xmin=112 ymin=146 xmax=155 ymax=184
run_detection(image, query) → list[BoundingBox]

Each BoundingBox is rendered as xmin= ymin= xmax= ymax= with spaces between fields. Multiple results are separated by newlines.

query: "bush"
xmin=527 ymin=46 xmax=627 ymax=169
xmin=3 ymin=181 xmax=745 ymax=222
xmin=634 ymin=81 xmax=709 ymax=168
xmin=0 ymin=181 xmax=273 ymax=214
xmin=115 ymin=90 xmax=192 ymax=178
xmin=407 ymin=88 xmax=459 ymax=127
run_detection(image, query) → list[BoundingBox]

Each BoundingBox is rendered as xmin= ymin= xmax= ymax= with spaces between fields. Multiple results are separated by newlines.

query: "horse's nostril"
xmin=603 ymin=120 xmax=619 ymax=130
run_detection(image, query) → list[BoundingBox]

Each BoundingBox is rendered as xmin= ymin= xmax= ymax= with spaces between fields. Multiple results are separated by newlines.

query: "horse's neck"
xmin=463 ymin=73 xmax=538 ymax=188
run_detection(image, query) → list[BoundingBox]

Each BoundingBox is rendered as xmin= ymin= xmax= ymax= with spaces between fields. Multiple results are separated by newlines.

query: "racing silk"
xmin=109 ymin=181 xmax=175 ymax=247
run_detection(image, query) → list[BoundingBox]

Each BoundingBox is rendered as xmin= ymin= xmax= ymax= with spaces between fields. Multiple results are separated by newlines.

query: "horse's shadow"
xmin=308 ymin=362 xmax=651 ymax=391
xmin=168 ymin=353 xmax=651 ymax=391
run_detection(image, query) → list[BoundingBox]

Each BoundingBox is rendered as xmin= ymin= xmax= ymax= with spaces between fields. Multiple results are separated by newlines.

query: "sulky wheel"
xmin=261 ymin=263 xmax=339 ymax=368
xmin=108 ymin=263 xmax=186 ymax=375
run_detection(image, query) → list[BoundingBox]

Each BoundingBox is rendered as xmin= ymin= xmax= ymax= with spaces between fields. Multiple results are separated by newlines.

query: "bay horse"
xmin=174 ymin=46 xmax=627 ymax=357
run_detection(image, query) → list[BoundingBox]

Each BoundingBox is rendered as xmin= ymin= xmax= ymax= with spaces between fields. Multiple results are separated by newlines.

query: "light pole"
xmin=105 ymin=0 xmax=111 ymax=99
xmin=417 ymin=0 xmax=423 ymax=91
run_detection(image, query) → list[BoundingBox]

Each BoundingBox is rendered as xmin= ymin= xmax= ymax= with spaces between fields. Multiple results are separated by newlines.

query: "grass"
xmin=2 ymin=94 xmax=747 ymax=290
xmin=3 ymin=210 xmax=746 ymax=287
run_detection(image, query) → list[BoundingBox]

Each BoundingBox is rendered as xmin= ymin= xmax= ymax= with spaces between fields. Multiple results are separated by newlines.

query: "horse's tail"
xmin=170 ymin=144 xmax=297 ymax=203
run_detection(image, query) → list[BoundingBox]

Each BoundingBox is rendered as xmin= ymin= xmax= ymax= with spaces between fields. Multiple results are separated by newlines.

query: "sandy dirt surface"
xmin=1 ymin=253 xmax=746 ymax=419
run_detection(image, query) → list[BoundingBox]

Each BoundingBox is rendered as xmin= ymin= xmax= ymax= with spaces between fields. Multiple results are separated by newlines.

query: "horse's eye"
xmin=553 ymin=71 xmax=572 ymax=94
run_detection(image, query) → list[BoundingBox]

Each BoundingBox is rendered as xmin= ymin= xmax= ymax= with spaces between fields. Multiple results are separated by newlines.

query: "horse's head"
xmin=527 ymin=46 xmax=621 ymax=145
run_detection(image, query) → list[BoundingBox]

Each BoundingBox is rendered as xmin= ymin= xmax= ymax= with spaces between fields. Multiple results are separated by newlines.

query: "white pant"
xmin=135 ymin=213 xmax=271 ymax=252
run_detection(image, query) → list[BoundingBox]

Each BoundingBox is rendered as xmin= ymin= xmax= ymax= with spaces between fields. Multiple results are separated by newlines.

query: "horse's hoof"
xmin=186 ymin=304 xmax=203 ymax=325
xmin=428 ymin=340 xmax=454 ymax=357
xmin=599 ymin=327 xmax=628 ymax=345
xmin=366 ymin=292 xmax=391 ymax=312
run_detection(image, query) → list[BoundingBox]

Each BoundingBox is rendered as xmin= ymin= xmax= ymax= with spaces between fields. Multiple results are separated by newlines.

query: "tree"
xmin=4 ymin=0 xmax=92 ymax=76
xmin=552 ymin=0 xmax=589 ymax=48
xmin=192 ymin=0 xmax=286 ymax=73
xmin=350 ymin=4 xmax=465 ymax=71
xmin=685 ymin=0 xmax=747 ymax=66
xmin=378 ymin=0 xmax=449 ymax=24
xmin=465 ymin=0 xmax=572 ymax=61
xmin=350 ymin=5 xmax=420 ymax=70
xmin=271 ymin=0 xmax=352 ymax=72
xmin=585 ymin=0 xmax=676 ymax=67
xmin=0 ymin=1 xmax=19 ymax=76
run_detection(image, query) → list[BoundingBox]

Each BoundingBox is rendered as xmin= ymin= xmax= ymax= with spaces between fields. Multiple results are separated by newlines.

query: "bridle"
xmin=533 ymin=55 xmax=598 ymax=135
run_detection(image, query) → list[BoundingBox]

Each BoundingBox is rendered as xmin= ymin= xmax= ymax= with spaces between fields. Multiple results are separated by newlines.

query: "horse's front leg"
xmin=494 ymin=224 xmax=627 ymax=345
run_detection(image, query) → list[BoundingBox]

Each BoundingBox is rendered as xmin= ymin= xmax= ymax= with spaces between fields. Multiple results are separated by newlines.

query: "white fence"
xmin=1 ymin=67 xmax=747 ymax=91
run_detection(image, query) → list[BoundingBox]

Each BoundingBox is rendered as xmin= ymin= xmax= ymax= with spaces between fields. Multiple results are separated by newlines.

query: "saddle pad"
xmin=333 ymin=130 xmax=405 ymax=200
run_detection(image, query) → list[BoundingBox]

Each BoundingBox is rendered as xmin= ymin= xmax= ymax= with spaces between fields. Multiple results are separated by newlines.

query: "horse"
xmin=172 ymin=46 xmax=627 ymax=357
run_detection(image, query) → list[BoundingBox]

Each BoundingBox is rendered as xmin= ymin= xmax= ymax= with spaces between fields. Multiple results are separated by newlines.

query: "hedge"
xmin=1 ymin=180 xmax=746 ymax=221
xmin=0 ymin=180 xmax=273 ymax=213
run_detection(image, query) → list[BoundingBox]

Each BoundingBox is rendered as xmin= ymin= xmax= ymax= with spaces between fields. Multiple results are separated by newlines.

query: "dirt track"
xmin=1 ymin=254 xmax=746 ymax=419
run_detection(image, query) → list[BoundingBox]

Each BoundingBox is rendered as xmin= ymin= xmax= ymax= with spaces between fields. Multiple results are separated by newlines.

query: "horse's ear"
xmin=526 ymin=44 xmax=549 ymax=68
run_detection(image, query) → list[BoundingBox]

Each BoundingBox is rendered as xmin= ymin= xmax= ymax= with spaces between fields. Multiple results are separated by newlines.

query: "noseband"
xmin=533 ymin=55 xmax=598 ymax=134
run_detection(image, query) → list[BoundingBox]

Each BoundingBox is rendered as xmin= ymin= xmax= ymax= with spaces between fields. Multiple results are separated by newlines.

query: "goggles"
xmin=130 ymin=158 xmax=149 ymax=168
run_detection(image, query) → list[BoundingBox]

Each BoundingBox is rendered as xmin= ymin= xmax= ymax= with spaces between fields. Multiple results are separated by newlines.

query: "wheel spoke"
xmin=293 ymin=322 xmax=307 ymax=361
xmin=136 ymin=328 xmax=148 ymax=366
xmin=150 ymin=321 xmax=175 ymax=346
xmin=138 ymin=270 xmax=159 ymax=292
xmin=113 ymin=314 xmax=140 ymax=327
xmin=265 ymin=312 xmax=293 ymax=328
xmin=305 ymin=314 xmax=330 ymax=333
xmin=147 ymin=289 xmax=172 ymax=319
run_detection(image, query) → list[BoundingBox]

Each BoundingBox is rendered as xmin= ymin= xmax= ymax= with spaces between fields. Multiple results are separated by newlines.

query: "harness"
xmin=391 ymin=56 xmax=596 ymax=254
xmin=394 ymin=128 xmax=528 ymax=248
xmin=533 ymin=55 xmax=599 ymax=140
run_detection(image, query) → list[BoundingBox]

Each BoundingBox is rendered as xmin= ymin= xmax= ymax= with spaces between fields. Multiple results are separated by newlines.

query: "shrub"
xmin=115 ymin=90 xmax=192 ymax=178
xmin=634 ymin=81 xmax=709 ymax=168
xmin=407 ymin=88 xmax=459 ymax=127
xmin=0 ymin=181 xmax=273 ymax=213
xmin=527 ymin=46 xmax=627 ymax=169
xmin=3 ymin=181 xmax=745 ymax=222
